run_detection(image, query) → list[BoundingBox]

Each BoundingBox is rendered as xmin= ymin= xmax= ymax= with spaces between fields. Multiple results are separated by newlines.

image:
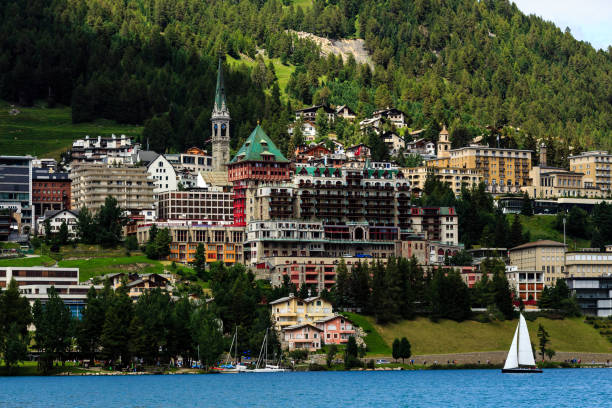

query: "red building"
xmin=294 ymin=143 xmax=331 ymax=163
xmin=227 ymin=125 xmax=291 ymax=226
xmin=32 ymin=169 xmax=71 ymax=216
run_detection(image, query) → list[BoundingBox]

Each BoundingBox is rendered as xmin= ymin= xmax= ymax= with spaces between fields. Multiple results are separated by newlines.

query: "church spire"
xmin=214 ymin=58 xmax=227 ymax=113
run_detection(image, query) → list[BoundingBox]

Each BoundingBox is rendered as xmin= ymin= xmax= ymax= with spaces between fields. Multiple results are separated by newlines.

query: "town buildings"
xmin=70 ymin=163 xmax=155 ymax=213
xmin=505 ymin=265 xmax=544 ymax=302
xmin=157 ymin=189 xmax=233 ymax=222
xmin=269 ymin=293 xmax=334 ymax=331
xmin=566 ymin=276 xmax=612 ymax=317
xmin=428 ymin=145 xmax=532 ymax=193
xmin=0 ymin=156 xmax=33 ymax=234
xmin=282 ymin=323 xmax=323 ymax=351
xmin=508 ymin=240 xmax=567 ymax=284
xmin=32 ymin=168 xmax=71 ymax=216
xmin=136 ymin=221 xmax=244 ymax=265
xmin=36 ymin=209 xmax=79 ymax=240
xmin=565 ymin=251 xmax=612 ymax=278
xmin=69 ymin=134 xmax=139 ymax=164
xmin=569 ymin=150 xmax=612 ymax=195
xmin=0 ymin=266 xmax=89 ymax=318
xmin=403 ymin=166 xmax=483 ymax=196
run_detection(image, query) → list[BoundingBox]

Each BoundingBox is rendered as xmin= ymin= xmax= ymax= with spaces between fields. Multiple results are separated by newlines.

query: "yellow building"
xmin=269 ymin=294 xmax=334 ymax=331
xmin=402 ymin=166 xmax=483 ymax=196
xmin=136 ymin=222 xmax=244 ymax=265
xmin=565 ymin=251 xmax=612 ymax=278
xmin=569 ymin=151 xmax=612 ymax=196
xmin=522 ymin=166 xmax=601 ymax=198
xmin=509 ymin=240 xmax=567 ymax=285
xmin=428 ymin=145 xmax=532 ymax=193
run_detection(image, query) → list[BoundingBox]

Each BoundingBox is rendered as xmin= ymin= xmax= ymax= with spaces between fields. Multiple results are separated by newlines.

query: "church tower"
xmin=437 ymin=125 xmax=451 ymax=159
xmin=211 ymin=59 xmax=231 ymax=172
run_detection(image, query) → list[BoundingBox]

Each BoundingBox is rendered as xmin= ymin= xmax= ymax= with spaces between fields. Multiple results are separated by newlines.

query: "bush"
xmin=366 ymin=359 xmax=375 ymax=369
xmin=308 ymin=363 xmax=327 ymax=371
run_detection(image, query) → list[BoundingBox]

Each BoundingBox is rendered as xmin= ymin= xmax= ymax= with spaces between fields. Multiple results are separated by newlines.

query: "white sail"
xmin=503 ymin=324 xmax=519 ymax=369
xmin=518 ymin=314 xmax=536 ymax=366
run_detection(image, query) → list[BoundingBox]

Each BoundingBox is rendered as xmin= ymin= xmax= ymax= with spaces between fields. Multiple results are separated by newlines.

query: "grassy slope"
xmin=0 ymin=101 xmax=142 ymax=160
xmin=344 ymin=312 xmax=392 ymax=355
xmin=0 ymin=255 xmax=56 ymax=267
xmin=511 ymin=214 xmax=590 ymax=250
xmin=363 ymin=316 xmax=611 ymax=356
xmin=58 ymin=255 xmax=164 ymax=282
xmin=226 ymin=54 xmax=296 ymax=99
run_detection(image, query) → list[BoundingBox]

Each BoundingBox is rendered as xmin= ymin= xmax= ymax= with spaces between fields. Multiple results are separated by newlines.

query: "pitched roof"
xmin=509 ymin=240 xmax=566 ymax=251
xmin=269 ymin=295 xmax=294 ymax=305
xmin=138 ymin=150 xmax=160 ymax=165
xmin=314 ymin=314 xmax=352 ymax=324
xmin=282 ymin=323 xmax=323 ymax=331
xmin=230 ymin=125 xmax=289 ymax=164
xmin=42 ymin=209 xmax=80 ymax=219
xmin=214 ymin=58 xmax=227 ymax=112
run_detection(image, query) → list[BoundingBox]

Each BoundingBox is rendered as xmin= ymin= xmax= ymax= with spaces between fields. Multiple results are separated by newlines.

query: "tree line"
xmin=0 ymin=262 xmax=279 ymax=374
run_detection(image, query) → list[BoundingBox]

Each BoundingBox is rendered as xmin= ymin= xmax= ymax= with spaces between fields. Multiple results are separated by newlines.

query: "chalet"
xmin=314 ymin=315 xmax=356 ymax=345
xmin=269 ymin=293 xmax=334 ymax=331
xmin=37 ymin=209 xmax=80 ymax=239
xmin=295 ymin=105 xmax=336 ymax=122
xmin=381 ymin=131 xmax=405 ymax=153
xmin=282 ymin=323 xmax=324 ymax=351
xmin=288 ymin=120 xmax=317 ymax=142
xmin=372 ymin=107 xmax=406 ymax=128
xmin=345 ymin=144 xmax=371 ymax=161
xmin=125 ymin=273 xmax=170 ymax=300
xmin=406 ymin=138 xmax=436 ymax=156
xmin=295 ymin=143 xmax=332 ymax=163
xmin=335 ymin=105 xmax=356 ymax=121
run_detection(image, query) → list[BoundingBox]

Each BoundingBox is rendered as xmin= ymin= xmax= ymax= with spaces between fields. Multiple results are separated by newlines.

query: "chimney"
xmin=540 ymin=143 xmax=547 ymax=167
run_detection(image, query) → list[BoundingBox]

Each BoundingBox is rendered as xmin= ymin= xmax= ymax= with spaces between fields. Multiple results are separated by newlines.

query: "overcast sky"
xmin=512 ymin=0 xmax=612 ymax=50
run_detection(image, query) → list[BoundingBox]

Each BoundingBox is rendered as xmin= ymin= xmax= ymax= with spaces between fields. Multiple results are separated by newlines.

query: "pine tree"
xmin=520 ymin=192 xmax=533 ymax=216
xmin=58 ymin=221 xmax=69 ymax=245
xmin=399 ymin=337 xmax=411 ymax=364
xmin=193 ymin=243 xmax=208 ymax=280
xmin=493 ymin=271 xmax=514 ymax=320
xmin=509 ymin=214 xmax=524 ymax=249
xmin=392 ymin=338 xmax=400 ymax=362
xmin=334 ymin=259 xmax=349 ymax=309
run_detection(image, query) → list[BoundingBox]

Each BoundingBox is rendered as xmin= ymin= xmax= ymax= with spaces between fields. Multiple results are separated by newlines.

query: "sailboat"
xmin=502 ymin=314 xmax=542 ymax=373
xmin=218 ymin=328 xmax=248 ymax=373
xmin=252 ymin=328 xmax=287 ymax=373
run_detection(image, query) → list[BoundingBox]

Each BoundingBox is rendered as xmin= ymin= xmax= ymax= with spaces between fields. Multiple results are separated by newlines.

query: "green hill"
xmin=509 ymin=214 xmax=591 ymax=250
xmin=0 ymin=101 xmax=142 ymax=160
xmin=351 ymin=315 xmax=612 ymax=356
xmin=1 ymin=0 xmax=610 ymax=161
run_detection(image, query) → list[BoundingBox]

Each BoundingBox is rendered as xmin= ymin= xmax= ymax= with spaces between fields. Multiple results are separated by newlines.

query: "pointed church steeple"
xmin=214 ymin=58 xmax=228 ymax=114
xmin=211 ymin=58 xmax=231 ymax=172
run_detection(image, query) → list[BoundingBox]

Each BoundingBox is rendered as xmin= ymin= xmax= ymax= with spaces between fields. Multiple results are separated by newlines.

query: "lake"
xmin=1 ymin=369 xmax=611 ymax=407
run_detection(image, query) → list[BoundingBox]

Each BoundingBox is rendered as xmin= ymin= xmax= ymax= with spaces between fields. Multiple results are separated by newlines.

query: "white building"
xmin=36 ymin=209 xmax=79 ymax=239
xmin=147 ymin=154 xmax=178 ymax=196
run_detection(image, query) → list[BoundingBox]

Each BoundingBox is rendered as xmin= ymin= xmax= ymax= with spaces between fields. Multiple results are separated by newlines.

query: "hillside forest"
xmin=1 ymin=0 xmax=611 ymax=164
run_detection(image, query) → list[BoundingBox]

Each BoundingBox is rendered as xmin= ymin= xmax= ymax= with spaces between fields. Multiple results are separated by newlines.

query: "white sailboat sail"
xmin=503 ymin=324 xmax=519 ymax=369
xmin=517 ymin=314 xmax=536 ymax=366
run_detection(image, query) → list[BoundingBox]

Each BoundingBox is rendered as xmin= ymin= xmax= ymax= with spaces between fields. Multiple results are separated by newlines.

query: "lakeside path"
xmin=376 ymin=351 xmax=612 ymax=365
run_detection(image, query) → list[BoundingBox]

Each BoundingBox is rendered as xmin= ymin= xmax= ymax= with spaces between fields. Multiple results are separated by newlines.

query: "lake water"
xmin=1 ymin=369 xmax=611 ymax=407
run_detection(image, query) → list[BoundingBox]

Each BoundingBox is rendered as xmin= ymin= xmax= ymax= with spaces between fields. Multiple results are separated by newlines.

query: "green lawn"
xmin=0 ymin=255 xmax=56 ymax=267
xmin=510 ymin=214 xmax=590 ymax=250
xmin=367 ymin=316 xmax=612 ymax=355
xmin=226 ymin=54 xmax=296 ymax=99
xmin=58 ymin=255 xmax=165 ymax=282
xmin=343 ymin=312 xmax=392 ymax=356
xmin=0 ymin=100 xmax=142 ymax=160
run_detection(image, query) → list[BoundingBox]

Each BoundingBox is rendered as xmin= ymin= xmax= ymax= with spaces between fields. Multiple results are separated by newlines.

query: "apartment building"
xmin=569 ymin=151 xmax=612 ymax=195
xmin=565 ymin=251 xmax=612 ymax=278
xmin=32 ymin=169 xmax=71 ymax=215
xmin=157 ymin=189 xmax=233 ymax=222
xmin=0 ymin=266 xmax=87 ymax=317
xmin=505 ymin=265 xmax=544 ymax=302
xmin=523 ymin=165 xmax=600 ymax=199
xmin=566 ymin=277 xmax=612 ymax=317
xmin=509 ymin=240 xmax=567 ymax=284
xmin=0 ymin=156 xmax=33 ymax=233
xmin=146 ymin=154 xmax=178 ymax=196
xmin=136 ymin=221 xmax=244 ymax=265
xmin=69 ymin=134 xmax=139 ymax=164
xmin=428 ymin=145 xmax=532 ymax=193
xmin=165 ymin=147 xmax=213 ymax=174
xmin=70 ymin=163 xmax=155 ymax=213
xmin=405 ymin=166 xmax=483 ymax=196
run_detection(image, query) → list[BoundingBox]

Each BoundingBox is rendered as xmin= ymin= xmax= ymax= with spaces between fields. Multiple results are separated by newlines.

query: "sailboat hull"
xmin=501 ymin=368 xmax=543 ymax=374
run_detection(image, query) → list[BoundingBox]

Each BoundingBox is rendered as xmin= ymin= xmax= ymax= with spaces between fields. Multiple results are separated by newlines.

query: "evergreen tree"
xmin=32 ymin=287 xmax=72 ymax=369
xmin=537 ymin=324 xmax=549 ymax=361
xmin=493 ymin=271 xmax=514 ymax=320
xmin=509 ymin=214 xmax=525 ymax=249
xmin=334 ymin=259 xmax=350 ymax=309
xmin=520 ymin=192 xmax=533 ymax=216
xmin=344 ymin=336 xmax=360 ymax=369
xmin=191 ymin=308 xmax=223 ymax=370
xmin=100 ymin=290 xmax=132 ymax=365
xmin=75 ymin=207 xmax=95 ymax=244
xmin=193 ymin=243 xmax=208 ymax=280
xmin=399 ymin=337 xmax=411 ymax=364
xmin=392 ymin=338 xmax=400 ymax=362
xmin=96 ymin=196 xmax=125 ymax=247
xmin=0 ymin=279 xmax=32 ymax=374
xmin=58 ymin=221 xmax=69 ymax=245
xmin=43 ymin=218 xmax=53 ymax=244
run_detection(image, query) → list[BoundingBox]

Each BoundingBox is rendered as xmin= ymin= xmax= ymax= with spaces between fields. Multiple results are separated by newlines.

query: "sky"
xmin=512 ymin=0 xmax=612 ymax=50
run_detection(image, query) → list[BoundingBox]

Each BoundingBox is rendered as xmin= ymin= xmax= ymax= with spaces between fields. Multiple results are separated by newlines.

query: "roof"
xmin=199 ymin=171 xmax=231 ymax=187
xmin=42 ymin=209 xmax=80 ymax=219
xmin=303 ymin=296 xmax=320 ymax=303
xmin=33 ymin=169 xmax=70 ymax=181
xmin=283 ymin=323 xmax=323 ymax=331
xmin=314 ymin=314 xmax=351 ymax=324
xmin=296 ymin=105 xmax=335 ymax=114
xmin=510 ymin=240 xmax=566 ymax=251
xmin=214 ymin=58 xmax=227 ymax=112
xmin=230 ymin=125 xmax=289 ymax=164
xmin=269 ymin=295 xmax=294 ymax=305
xmin=138 ymin=150 xmax=160 ymax=165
